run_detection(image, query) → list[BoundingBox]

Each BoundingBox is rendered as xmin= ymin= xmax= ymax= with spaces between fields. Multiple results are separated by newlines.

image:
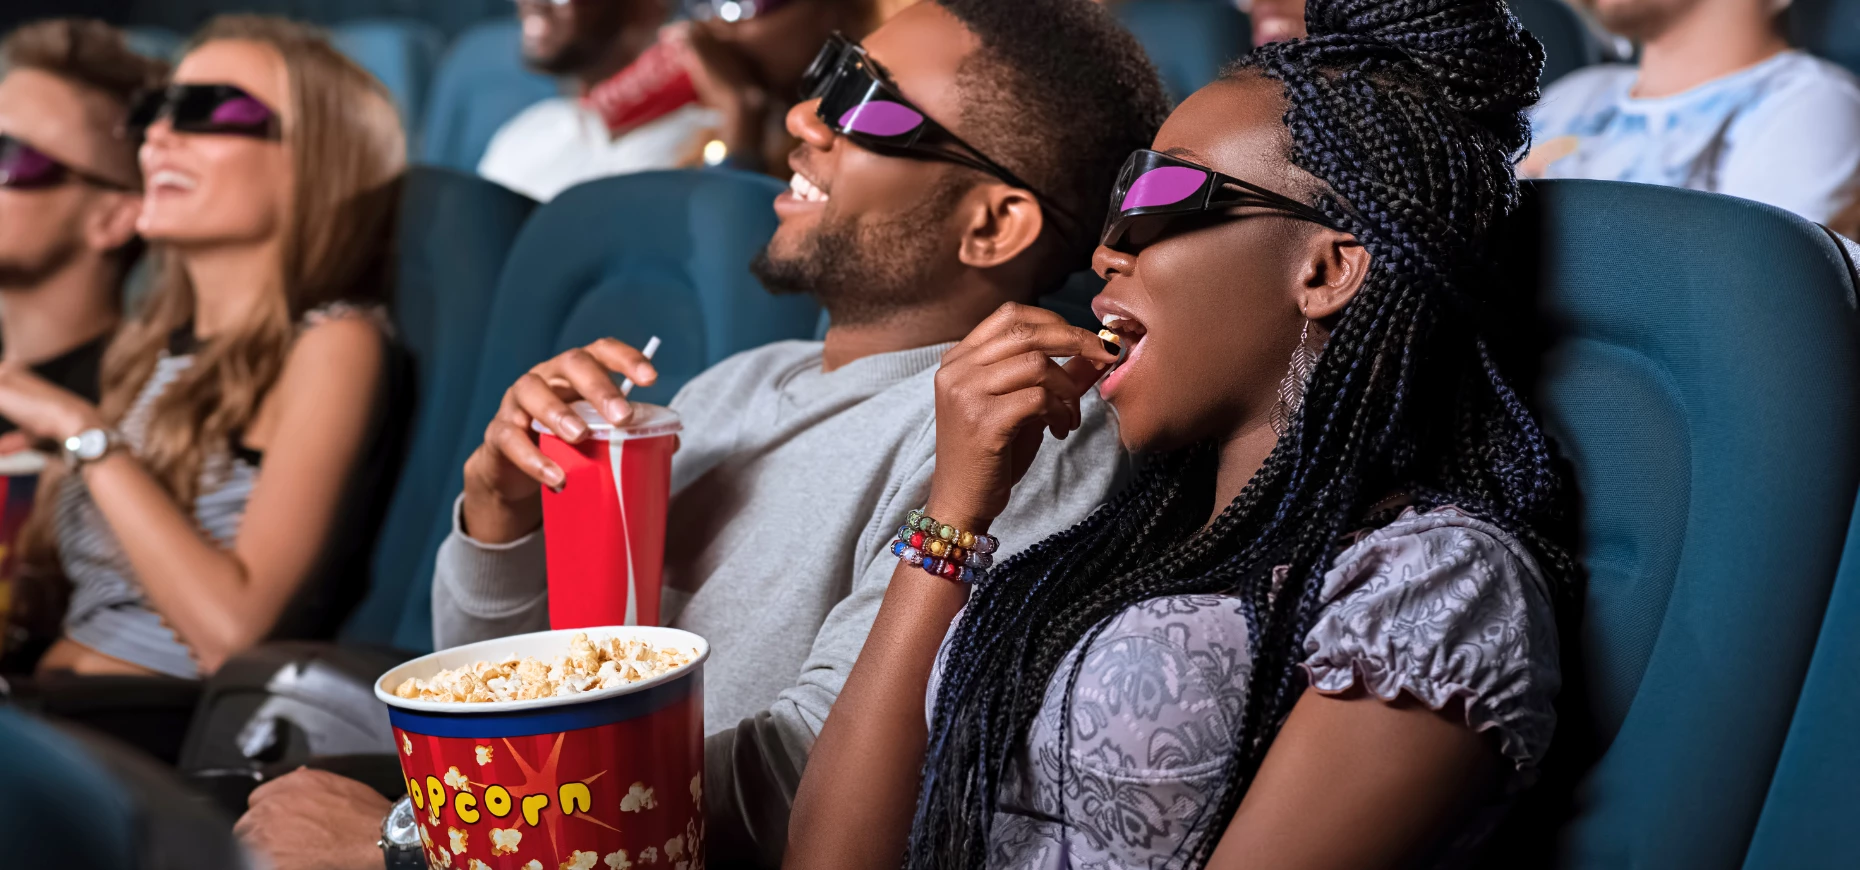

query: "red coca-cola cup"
xmin=535 ymin=402 xmax=682 ymax=629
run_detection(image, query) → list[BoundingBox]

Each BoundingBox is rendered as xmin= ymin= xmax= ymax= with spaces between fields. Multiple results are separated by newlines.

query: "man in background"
xmin=238 ymin=4 xmax=1170 ymax=870
xmin=1524 ymin=0 xmax=1860 ymax=224
xmin=0 ymin=19 xmax=163 ymax=435
xmin=480 ymin=0 xmax=882 ymax=201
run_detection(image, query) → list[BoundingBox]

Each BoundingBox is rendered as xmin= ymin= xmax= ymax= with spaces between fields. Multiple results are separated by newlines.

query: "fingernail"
xmin=543 ymin=464 xmax=565 ymax=487
xmin=561 ymin=416 xmax=587 ymax=439
xmin=606 ymin=399 xmax=632 ymax=423
xmin=641 ymin=364 xmax=658 ymax=384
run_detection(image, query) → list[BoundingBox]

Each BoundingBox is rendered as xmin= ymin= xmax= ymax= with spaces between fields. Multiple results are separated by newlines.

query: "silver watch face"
xmin=65 ymin=429 xmax=108 ymax=461
xmin=384 ymin=795 xmax=420 ymax=847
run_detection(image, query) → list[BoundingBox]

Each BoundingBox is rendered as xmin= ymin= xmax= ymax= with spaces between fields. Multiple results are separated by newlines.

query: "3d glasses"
xmin=126 ymin=84 xmax=281 ymax=140
xmin=1100 ymin=149 xmax=1340 ymax=252
xmin=0 ymin=134 xmax=133 ymax=191
xmin=803 ymin=33 xmax=1077 ymax=232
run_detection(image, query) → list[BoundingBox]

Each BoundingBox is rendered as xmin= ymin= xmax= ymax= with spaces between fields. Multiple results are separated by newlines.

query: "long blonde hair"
xmin=104 ymin=16 xmax=405 ymax=505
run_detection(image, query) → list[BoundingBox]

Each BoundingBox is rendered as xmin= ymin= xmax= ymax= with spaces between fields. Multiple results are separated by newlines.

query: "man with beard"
xmin=235 ymin=3 xmax=1170 ymax=869
xmin=0 ymin=20 xmax=163 ymax=438
xmin=480 ymin=0 xmax=882 ymax=200
xmin=1523 ymin=0 xmax=1860 ymax=224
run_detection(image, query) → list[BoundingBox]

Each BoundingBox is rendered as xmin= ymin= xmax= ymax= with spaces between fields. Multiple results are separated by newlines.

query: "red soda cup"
xmin=535 ymin=402 xmax=682 ymax=629
xmin=582 ymin=38 xmax=700 ymax=137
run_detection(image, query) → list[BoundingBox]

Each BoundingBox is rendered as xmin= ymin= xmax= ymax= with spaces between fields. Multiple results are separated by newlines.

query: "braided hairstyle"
xmin=907 ymin=1 xmax=1577 ymax=867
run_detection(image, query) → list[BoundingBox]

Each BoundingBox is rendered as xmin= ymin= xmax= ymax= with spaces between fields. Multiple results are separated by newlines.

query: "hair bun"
xmin=1300 ymin=0 xmax=1544 ymax=137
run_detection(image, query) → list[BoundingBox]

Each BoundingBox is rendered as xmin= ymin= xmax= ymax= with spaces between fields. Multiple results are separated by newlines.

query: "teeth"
xmin=1100 ymin=313 xmax=1126 ymax=329
xmin=150 ymin=170 xmax=196 ymax=191
xmin=788 ymin=173 xmax=828 ymax=203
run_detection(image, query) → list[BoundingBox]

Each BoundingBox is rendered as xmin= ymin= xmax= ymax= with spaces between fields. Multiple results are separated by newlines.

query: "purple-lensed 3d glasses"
xmin=803 ymin=32 xmax=1079 ymax=232
xmin=1101 ymin=149 xmax=1341 ymax=252
xmin=126 ymin=84 xmax=281 ymax=140
xmin=0 ymin=134 xmax=134 ymax=191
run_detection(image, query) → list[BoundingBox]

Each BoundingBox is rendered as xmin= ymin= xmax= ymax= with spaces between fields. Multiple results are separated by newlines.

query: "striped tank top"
xmin=58 ymin=304 xmax=385 ymax=678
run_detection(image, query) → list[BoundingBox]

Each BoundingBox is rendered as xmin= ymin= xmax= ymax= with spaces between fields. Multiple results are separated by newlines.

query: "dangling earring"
xmin=1270 ymin=318 xmax=1319 ymax=438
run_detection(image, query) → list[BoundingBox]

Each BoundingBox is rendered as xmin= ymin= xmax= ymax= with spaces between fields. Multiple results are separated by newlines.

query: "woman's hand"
xmin=0 ymin=364 xmax=106 ymax=443
xmin=927 ymin=303 xmax=1118 ymax=531
xmin=461 ymin=338 xmax=659 ymax=543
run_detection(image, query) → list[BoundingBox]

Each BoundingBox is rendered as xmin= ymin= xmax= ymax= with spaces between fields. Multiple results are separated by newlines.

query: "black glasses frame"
xmin=0 ymin=133 xmax=135 ymax=192
xmin=125 ymin=84 xmax=282 ymax=141
xmin=1101 ymin=149 xmax=1342 ymax=252
xmin=802 ymin=33 xmax=1079 ymax=233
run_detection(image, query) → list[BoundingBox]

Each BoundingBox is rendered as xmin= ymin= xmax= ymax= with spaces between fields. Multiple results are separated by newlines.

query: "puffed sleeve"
xmin=1299 ymin=509 xmax=1560 ymax=783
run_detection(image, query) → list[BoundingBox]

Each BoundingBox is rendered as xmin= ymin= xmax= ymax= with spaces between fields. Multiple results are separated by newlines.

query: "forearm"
xmin=785 ymin=502 xmax=978 ymax=868
xmin=79 ymin=452 xmax=275 ymax=667
xmin=432 ymin=495 xmax=550 ymax=649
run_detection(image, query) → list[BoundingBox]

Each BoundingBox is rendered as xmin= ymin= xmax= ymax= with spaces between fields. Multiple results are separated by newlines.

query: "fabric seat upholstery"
xmin=381 ymin=169 xmax=819 ymax=650
xmin=331 ymin=18 xmax=445 ymax=147
xmin=341 ymin=167 xmax=537 ymax=645
xmin=418 ymin=19 xmax=558 ymax=173
xmin=1480 ymin=180 xmax=1860 ymax=868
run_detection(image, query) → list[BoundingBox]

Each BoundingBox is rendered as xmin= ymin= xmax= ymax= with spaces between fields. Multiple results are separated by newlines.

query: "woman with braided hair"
xmin=787 ymin=0 xmax=1576 ymax=867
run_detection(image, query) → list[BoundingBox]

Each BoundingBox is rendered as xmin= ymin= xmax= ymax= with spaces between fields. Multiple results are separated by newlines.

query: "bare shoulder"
xmin=274 ymin=311 xmax=387 ymax=411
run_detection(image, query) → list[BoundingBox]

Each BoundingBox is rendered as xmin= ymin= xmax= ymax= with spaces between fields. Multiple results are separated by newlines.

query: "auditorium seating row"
xmin=12 ymin=163 xmax=1854 ymax=868
xmin=112 ymin=0 xmax=1633 ymax=172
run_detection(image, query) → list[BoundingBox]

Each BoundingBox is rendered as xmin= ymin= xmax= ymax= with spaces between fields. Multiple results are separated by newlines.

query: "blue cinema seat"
xmin=332 ymin=18 xmax=445 ymax=146
xmin=0 ymin=709 xmax=137 ymax=867
xmin=378 ymin=169 xmax=820 ymax=650
xmin=1478 ymin=180 xmax=1860 ymax=868
xmin=419 ymin=19 xmax=559 ymax=173
xmin=1508 ymin=0 xmax=1605 ymax=86
xmin=1115 ymin=0 xmax=1251 ymax=103
xmin=1792 ymin=0 xmax=1860 ymax=79
xmin=340 ymin=167 xmax=539 ymax=646
xmin=123 ymin=25 xmax=184 ymax=62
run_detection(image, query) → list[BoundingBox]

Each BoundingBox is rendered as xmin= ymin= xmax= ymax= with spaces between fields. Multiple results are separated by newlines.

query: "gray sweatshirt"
xmin=430 ymin=339 xmax=1127 ymax=866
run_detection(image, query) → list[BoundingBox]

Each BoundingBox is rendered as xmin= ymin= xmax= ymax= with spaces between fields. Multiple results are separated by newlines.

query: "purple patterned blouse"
xmin=927 ymin=507 xmax=1560 ymax=869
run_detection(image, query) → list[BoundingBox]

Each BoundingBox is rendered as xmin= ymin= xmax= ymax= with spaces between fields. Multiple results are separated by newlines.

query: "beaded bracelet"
xmin=888 ymin=508 xmax=999 ymax=583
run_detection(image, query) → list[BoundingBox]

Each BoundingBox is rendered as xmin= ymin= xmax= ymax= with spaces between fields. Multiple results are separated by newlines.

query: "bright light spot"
xmin=719 ymin=1 xmax=744 ymax=22
xmin=703 ymin=139 xmax=729 ymax=166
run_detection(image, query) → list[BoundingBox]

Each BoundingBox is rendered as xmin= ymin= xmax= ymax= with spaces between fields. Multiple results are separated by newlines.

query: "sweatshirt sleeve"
xmin=430 ymin=495 xmax=552 ymax=650
xmin=701 ymin=392 xmax=1130 ymax=867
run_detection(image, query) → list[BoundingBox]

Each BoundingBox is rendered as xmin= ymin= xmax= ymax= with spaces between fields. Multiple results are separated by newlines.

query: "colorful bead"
xmin=942 ymin=560 xmax=962 ymax=580
xmin=908 ymin=531 xmax=924 ymax=550
xmin=960 ymin=567 xmax=975 ymax=583
xmin=919 ymin=515 xmax=939 ymax=532
xmin=958 ymin=531 xmax=975 ymax=549
xmin=974 ymin=534 xmax=998 ymax=555
xmin=947 ymin=546 xmax=964 ymax=563
xmin=938 ymin=524 xmax=956 ymax=541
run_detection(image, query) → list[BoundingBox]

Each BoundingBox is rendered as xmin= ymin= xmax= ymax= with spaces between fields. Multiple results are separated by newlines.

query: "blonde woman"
xmin=0 ymin=16 xmax=405 ymax=684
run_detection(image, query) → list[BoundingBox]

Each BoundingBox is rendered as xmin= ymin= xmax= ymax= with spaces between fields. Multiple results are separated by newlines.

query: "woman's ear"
xmin=1297 ymin=230 xmax=1371 ymax=320
xmin=957 ymin=183 xmax=1046 ymax=270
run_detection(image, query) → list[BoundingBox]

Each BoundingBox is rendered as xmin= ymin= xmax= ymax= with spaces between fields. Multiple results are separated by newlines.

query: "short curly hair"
xmin=931 ymin=0 xmax=1171 ymax=269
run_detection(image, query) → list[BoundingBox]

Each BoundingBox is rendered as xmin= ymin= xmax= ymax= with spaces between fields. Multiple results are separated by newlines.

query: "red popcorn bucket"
xmin=376 ymin=626 xmax=708 ymax=870
xmin=535 ymin=403 xmax=682 ymax=630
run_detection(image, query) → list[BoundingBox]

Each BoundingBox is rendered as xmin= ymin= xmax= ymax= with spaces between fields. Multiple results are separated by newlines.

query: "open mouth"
xmin=147 ymin=168 xmax=198 ymax=195
xmin=1099 ymin=312 xmax=1147 ymax=366
xmin=787 ymin=171 xmax=829 ymax=203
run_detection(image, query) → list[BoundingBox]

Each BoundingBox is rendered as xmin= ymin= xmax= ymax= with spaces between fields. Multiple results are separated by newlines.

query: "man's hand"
xmin=235 ymin=768 xmax=391 ymax=870
xmin=461 ymin=338 xmax=658 ymax=544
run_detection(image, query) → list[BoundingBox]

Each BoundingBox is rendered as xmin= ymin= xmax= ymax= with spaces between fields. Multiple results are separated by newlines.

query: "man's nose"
xmin=787 ymin=98 xmax=836 ymax=149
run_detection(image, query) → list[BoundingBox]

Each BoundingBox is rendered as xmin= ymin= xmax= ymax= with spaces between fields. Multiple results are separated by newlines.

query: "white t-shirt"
xmin=477 ymin=97 xmax=719 ymax=202
xmin=1526 ymin=50 xmax=1860 ymax=224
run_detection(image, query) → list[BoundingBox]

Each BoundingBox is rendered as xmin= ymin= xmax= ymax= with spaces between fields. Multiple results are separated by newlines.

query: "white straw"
xmin=620 ymin=335 xmax=661 ymax=397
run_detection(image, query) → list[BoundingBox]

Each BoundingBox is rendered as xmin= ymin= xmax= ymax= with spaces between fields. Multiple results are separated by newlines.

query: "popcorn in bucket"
xmin=376 ymin=627 xmax=707 ymax=870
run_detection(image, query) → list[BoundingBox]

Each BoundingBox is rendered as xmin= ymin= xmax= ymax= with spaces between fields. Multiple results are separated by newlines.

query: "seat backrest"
xmin=1114 ymin=0 xmax=1251 ymax=103
xmin=1481 ymin=180 xmax=1860 ymax=868
xmin=380 ymin=169 xmax=819 ymax=650
xmin=0 ymin=709 xmax=137 ymax=868
xmin=1507 ymin=0 xmax=1605 ymax=87
xmin=331 ymin=18 xmax=445 ymax=147
xmin=341 ymin=167 xmax=537 ymax=646
xmin=123 ymin=25 xmax=184 ymax=62
xmin=418 ymin=19 xmax=559 ymax=173
xmin=1791 ymin=0 xmax=1860 ymax=79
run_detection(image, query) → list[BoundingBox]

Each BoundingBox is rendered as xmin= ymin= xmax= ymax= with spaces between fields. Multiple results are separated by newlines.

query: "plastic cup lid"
xmin=532 ymin=400 xmax=683 ymax=441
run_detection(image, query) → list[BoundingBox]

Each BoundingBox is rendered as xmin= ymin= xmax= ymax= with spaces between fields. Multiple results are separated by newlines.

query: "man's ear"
xmin=1296 ymin=229 xmax=1371 ymax=320
xmin=86 ymin=191 xmax=144 ymax=255
xmin=956 ymin=182 xmax=1046 ymax=270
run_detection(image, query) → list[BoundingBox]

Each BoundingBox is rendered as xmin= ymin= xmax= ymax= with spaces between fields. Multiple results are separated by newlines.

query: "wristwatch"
xmin=379 ymin=795 xmax=423 ymax=870
xmin=61 ymin=427 xmax=122 ymax=470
